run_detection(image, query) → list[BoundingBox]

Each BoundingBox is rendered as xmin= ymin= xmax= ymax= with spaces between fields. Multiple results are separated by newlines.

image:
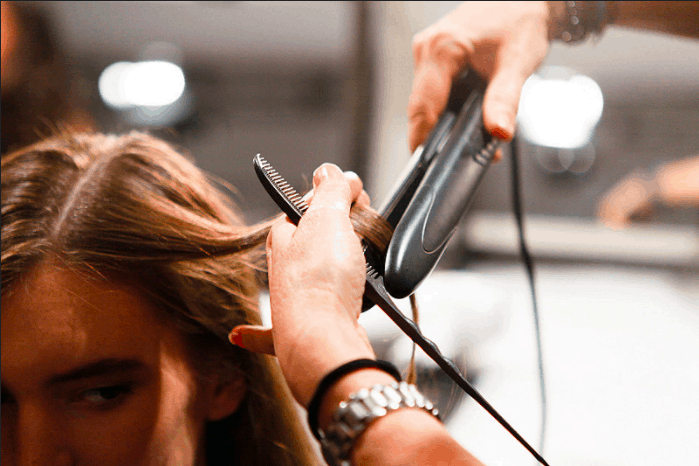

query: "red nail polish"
xmin=492 ymin=127 xmax=511 ymax=141
xmin=229 ymin=332 xmax=245 ymax=348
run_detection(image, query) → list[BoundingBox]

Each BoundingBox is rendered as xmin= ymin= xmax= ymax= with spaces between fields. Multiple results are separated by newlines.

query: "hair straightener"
xmin=380 ymin=69 xmax=500 ymax=299
xmin=253 ymin=68 xmax=550 ymax=465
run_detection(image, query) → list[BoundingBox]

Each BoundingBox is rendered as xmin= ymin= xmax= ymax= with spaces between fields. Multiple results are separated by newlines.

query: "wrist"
xmin=548 ymin=1 xmax=618 ymax=43
xmin=286 ymin=334 xmax=376 ymax=407
xmin=319 ymin=380 xmax=442 ymax=466
xmin=307 ymin=360 xmax=401 ymax=433
xmin=547 ymin=1 xmax=569 ymax=41
xmin=351 ymin=408 xmax=450 ymax=466
xmin=317 ymin=368 xmax=398 ymax=431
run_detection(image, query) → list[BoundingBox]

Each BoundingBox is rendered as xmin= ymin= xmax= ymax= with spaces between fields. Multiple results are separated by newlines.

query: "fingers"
xmin=493 ymin=148 xmax=503 ymax=164
xmin=268 ymin=166 xmax=369 ymax=252
xmin=596 ymin=178 xmax=653 ymax=230
xmin=482 ymin=65 xmax=526 ymax=141
xmin=408 ymin=33 xmax=471 ymax=152
xmin=299 ymin=170 xmax=368 ymax=207
xmin=229 ymin=325 xmax=275 ymax=355
xmin=408 ymin=2 xmax=551 ymax=151
xmin=339 ymin=170 xmax=365 ymax=204
xmin=343 ymin=170 xmax=371 ymax=208
xmin=304 ymin=164 xmax=359 ymax=225
xmin=409 ymin=17 xmax=473 ymax=152
xmin=408 ymin=61 xmax=451 ymax=152
xmin=481 ymin=35 xmax=546 ymax=141
xmin=355 ymin=190 xmax=371 ymax=208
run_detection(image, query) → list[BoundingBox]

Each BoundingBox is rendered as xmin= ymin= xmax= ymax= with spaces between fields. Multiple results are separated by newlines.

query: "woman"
xmin=1 ymin=131 xmax=484 ymax=465
xmin=1 ymin=132 xmax=321 ymax=465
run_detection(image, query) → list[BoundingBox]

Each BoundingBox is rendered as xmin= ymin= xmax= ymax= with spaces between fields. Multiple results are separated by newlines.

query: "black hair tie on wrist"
xmin=307 ymin=359 xmax=402 ymax=440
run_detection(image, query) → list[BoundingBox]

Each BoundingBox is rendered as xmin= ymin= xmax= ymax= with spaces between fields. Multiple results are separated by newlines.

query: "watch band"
xmin=318 ymin=382 xmax=440 ymax=466
xmin=307 ymin=359 xmax=402 ymax=441
xmin=549 ymin=1 xmax=613 ymax=44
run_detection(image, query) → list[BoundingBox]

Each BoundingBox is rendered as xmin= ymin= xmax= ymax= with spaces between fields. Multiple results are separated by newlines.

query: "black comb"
xmin=252 ymin=153 xmax=550 ymax=466
xmin=254 ymin=155 xmax=308 ymax=222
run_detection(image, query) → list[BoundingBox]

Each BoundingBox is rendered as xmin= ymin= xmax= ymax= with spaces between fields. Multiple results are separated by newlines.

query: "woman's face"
xmin=1 ymin=261 xmax=244 ymax=466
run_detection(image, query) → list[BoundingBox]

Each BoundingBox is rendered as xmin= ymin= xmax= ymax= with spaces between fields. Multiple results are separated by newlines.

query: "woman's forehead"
xmin=1 ymin=261 xmax=189 ymax=386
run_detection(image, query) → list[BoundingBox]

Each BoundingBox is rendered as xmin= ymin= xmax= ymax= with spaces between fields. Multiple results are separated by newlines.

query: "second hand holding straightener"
xmin=381 ymin=69 xmax=499 ymax=299
xmin=253 ymin=69 xmax=549 ymax=466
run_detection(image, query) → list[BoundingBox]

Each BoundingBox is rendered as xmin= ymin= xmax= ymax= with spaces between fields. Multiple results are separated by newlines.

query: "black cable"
xmin=509 ymin=135 xmax=548 ymax=458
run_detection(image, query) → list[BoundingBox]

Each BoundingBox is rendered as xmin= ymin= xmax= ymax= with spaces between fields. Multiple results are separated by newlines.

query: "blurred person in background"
xmin=597 ymin=154 xmax=699 ymax=229
xmin=1 ymin=1 xmax=94 ymax=155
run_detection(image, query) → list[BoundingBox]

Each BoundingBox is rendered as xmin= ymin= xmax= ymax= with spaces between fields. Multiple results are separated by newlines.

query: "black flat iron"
xmin=381 ymin=69 xmax=500 ymax=299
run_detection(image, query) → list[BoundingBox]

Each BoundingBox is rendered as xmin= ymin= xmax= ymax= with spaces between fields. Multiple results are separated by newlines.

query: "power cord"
xmin=509 ymin=135 xmax=548 ymax=458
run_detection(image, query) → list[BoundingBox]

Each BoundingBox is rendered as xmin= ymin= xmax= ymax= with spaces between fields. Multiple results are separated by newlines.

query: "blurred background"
xmin=4 ymin=2 xmax=698 ymax=465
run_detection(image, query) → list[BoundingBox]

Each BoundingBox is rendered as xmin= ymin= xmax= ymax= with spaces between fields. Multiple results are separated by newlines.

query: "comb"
xmin=252 ymin=154 xmax=550 ymax=466
xmin=254 ymin=155 xmax=308 ymax=222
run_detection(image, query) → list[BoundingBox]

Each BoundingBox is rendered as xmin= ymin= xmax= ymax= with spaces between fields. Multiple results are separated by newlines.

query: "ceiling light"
xmin=517 ymin=66 xmax=604 ymax=149
xmin=98 ymin=60 xmax=186 ymax=109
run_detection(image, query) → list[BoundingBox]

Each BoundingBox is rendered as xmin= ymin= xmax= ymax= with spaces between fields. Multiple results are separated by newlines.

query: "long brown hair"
xmin=2 ymin=132 xmax=321 ymax=465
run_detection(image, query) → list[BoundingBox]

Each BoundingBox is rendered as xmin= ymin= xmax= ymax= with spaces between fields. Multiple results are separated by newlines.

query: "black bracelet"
xmin=307 ymin=359 xmax=402 ymax=440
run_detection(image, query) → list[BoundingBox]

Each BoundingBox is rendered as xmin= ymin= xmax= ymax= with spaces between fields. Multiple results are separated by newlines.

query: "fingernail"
xmin=492 ymin=125 xmax=512 ymax=141
xmin=313 ymin=166 xmax=329 ymax=188
xmin=317 ymin=166 xmax=329 ymax=182
xmin=228 ymin=331 xmax=245 ymax=348
xmin=492 ymin=117 xmax=514 ymax=141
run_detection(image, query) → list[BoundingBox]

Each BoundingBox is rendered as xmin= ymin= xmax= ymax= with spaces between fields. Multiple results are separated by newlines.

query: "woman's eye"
xmin=78 ymin=385 xmax=132 ymax=405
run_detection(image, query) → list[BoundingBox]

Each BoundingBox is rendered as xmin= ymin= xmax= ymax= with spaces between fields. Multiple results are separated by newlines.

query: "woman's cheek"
xmin=64 ymin=392 xmax=159 ymax=465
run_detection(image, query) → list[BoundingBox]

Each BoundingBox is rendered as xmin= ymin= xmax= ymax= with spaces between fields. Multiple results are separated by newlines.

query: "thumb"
xmin=229 ymin=325 xmax=275 ymax=356
xmin=311 ymin=163 xmax=353 ymax=208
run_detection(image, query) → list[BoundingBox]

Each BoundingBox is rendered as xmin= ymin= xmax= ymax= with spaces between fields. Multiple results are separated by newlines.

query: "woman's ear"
xmin=205 ymin=373 xmax=247 ymax=421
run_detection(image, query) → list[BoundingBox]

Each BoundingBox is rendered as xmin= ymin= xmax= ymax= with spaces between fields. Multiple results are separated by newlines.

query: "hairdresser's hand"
xmin=409 ymin=1 xmax=550 ymax=154
xmin=231 ymin=164 xmax=376 ymax=406
xmin=597 ymin=174 xmax=657 ymax=230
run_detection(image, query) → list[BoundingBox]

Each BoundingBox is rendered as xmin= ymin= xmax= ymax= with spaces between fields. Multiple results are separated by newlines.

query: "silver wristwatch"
xmin=318 ymin=381 xmax=440 ymax=466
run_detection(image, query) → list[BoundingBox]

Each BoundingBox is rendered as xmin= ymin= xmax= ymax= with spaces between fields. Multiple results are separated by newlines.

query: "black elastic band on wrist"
xmin=307 ymin=358 xmax=402 ymax=440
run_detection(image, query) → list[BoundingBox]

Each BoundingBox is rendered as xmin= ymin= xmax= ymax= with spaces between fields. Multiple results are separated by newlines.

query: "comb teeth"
xmin=257 ymin=155 xmax=309 ymax=212
xmin=365 ymin=263 xmax=379 ymax=279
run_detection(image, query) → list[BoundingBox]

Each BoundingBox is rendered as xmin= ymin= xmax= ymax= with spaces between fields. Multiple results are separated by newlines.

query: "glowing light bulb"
xmin=98 ymin=61 xmax=133 ymax=109
xmin=99 ymin=60 xmax=186 ymax=109
xmin=517 ymin=67 xmax=604 ymax=149
xmin=124 ymin=61 xmax=185 ymax=107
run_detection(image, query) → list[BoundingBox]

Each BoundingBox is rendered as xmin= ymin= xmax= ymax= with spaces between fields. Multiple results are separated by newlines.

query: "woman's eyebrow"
xmin=46 ymin=358 xmax=147 ymax=386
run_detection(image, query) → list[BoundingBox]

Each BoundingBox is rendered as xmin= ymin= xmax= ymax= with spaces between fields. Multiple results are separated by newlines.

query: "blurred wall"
xmin=364 ymin=1 xmax=463 ymax=203
xmin=18 ymin=2 xmax=699 ymax=258
xmin=39 ymin=1 xmax=365 ymax=222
